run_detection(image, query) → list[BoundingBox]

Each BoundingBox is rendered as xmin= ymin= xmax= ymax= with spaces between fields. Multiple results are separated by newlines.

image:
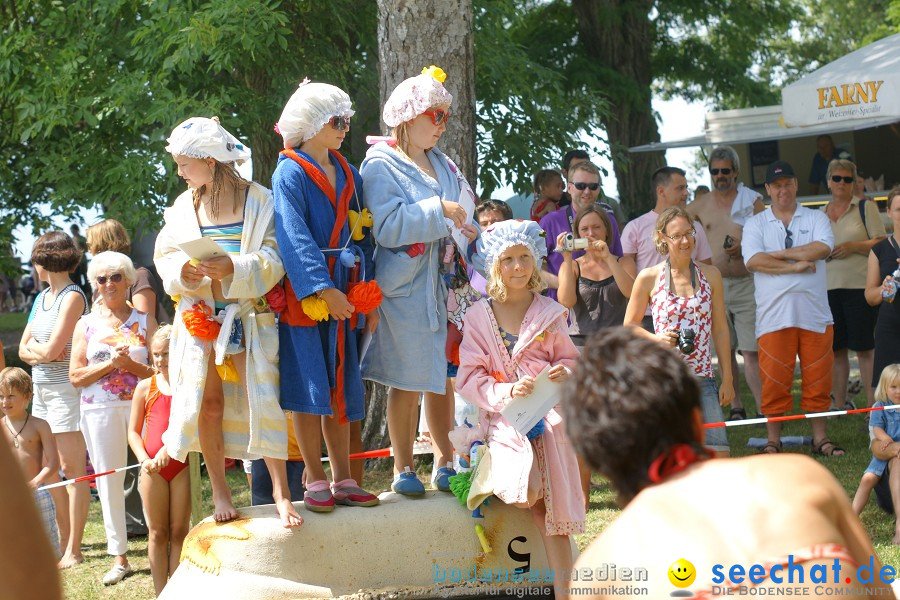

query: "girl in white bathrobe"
xmin=154 ymin=117 xmax=301 ymax=528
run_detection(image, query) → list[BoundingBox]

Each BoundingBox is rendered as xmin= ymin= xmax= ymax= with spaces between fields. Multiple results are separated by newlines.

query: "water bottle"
xmin=884 ymin=268 xmax=900 ymax=303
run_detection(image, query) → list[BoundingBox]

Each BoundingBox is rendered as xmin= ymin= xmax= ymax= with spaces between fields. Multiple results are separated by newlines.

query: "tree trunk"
xmin=571 ymin=0 xmax=665 ymax=219
xmin=361 ymin=381 xmax=391 ymax=452
xmin=376 ymin=0 xmax=477 ymax=184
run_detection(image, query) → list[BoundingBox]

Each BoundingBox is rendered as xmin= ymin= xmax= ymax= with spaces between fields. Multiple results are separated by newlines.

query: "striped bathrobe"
xmin=154 ymin=183 xmax=288 ymax=461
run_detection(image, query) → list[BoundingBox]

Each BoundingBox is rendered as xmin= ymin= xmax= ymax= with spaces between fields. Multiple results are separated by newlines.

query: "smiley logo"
xmin=668 ymin=558 xmax=696 ymax=588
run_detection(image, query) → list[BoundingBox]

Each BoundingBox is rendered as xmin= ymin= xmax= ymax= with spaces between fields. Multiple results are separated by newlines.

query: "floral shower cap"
xmin=165 ymin=117 xmax=251 ymax=165
xmin=475 ymin=219 xmax=547 ymax=274
xmin=276 ymin=79 xmax=354 ymax=147
xmin=382 ymin=65 xmax=453 ymax=128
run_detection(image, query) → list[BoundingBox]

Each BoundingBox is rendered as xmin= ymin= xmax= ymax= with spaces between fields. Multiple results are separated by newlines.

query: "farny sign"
xmin=817 ymin=81 xmax=884 ymax=109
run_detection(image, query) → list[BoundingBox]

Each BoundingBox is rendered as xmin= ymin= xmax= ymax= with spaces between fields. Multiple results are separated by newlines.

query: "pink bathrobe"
xmin=456 ymin=293 xmax=585 ymax=536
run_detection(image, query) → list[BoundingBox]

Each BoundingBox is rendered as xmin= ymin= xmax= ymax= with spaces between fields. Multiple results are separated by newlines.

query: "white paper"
xmin=445 ymin=188 xmax=477 ymax=254
xmin=178 ymin=237 xmax=229 ymax=262
xmin=499 ymin=366 xmax=562 ymax=436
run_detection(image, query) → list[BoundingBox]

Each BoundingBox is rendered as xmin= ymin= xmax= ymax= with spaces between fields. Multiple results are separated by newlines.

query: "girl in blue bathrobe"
xmin=360 ymin=67 xmax=478 ymax=496
xmin=273 ymin=81 xmax=380 ymax=512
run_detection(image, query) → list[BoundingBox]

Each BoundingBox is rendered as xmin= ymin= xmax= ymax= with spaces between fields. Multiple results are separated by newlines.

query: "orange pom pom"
xmin=182 ymin=301 xmax=221 ymax=341
xmin=347 ymin=280 xmax=383 ymax=314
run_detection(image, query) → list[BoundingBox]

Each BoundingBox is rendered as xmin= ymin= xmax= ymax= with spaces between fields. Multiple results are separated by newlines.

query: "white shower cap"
xmin=165 ymin=117 xmax=251 ymax=165
xmin=475 ymin=220 xmax=547 ymax=274
xmin=276 ymin=79 xmax=354 ymax=147
xmin=382 ymin=66 xmax=453 ymax=128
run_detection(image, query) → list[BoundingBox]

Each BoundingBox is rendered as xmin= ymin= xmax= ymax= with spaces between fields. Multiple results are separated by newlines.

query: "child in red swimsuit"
xmin=127 ymin=325 xmax=189 ymax=597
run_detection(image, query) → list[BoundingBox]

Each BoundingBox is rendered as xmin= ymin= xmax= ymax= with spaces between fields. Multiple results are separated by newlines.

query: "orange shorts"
xmin=758 ymin=326 xmax=834 ymax=416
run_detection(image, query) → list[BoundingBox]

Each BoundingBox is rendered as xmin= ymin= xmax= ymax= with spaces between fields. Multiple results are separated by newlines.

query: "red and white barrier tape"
xmin=37 ymin=464 xmax=142 ymax=492
xmin=704 ymin=403 xmax=900 ymax=429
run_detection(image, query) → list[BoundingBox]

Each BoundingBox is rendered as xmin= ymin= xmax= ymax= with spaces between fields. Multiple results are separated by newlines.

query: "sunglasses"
xmin=571 ymin=182 xmax=600 ymax=191
xmin=422 ymin=109 xmax=451 ymax=126
xmin=330 ymin=115 xmax=351 ymax=131
xmin=710 ymin=168 xmax=732 ymax=176
xmin=785 ymin=229 xmax=793 ymax=249
xmin=96 ymin=273 xmax=123 ymax=285
xmin=830 ymin=175 xmax=854 ymax=184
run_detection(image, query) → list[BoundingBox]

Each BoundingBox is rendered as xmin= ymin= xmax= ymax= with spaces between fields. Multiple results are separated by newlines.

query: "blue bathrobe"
xmin=272 ymin=149 xmax=374 ymax=420
xmin=360 ymin=142 xmax=461 ymax=394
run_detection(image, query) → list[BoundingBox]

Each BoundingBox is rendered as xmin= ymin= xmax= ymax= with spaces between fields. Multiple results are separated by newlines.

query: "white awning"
xmin=630 ymin=104 xmax=899 ymax=153
xmin=782 ymin=33 xmax=900 ymax=128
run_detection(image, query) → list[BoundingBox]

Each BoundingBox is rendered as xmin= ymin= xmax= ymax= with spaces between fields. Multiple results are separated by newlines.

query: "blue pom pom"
xmin=339 ymin=248 xmax=357 ymax=268
xmin=526 ymin=419 xmax=545 ymax=440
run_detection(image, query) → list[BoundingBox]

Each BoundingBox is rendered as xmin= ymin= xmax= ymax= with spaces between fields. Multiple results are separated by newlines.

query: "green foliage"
xmin=653 ymin=0 xmax=796 ymax=109
xmin=0 ymin=0 xmax=377 ymax=240
xmin=755 ymin=0 xmax=896 ymax=92
xmin=474 ymin=0 xmax=610 ymax=198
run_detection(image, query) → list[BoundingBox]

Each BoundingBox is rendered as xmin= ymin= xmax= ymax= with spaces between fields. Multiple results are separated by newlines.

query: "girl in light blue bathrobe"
xmin=360 ymin=67 xmax=478 ymax=495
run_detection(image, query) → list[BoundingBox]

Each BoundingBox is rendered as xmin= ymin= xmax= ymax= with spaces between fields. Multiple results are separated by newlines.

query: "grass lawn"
xmin=59 ymin=375 xmax=899 ymax=598
xmin=0 ymin=311 xmax=26 ymax=332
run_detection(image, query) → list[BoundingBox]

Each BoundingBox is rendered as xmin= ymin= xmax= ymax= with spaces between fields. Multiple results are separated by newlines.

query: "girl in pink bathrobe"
xmin=456 ymin=220 xmax=585 ymax=593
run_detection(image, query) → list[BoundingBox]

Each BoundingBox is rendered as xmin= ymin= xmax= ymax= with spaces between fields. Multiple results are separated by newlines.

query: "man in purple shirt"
xmin=540 ymin=161 xmax=624 ymax=300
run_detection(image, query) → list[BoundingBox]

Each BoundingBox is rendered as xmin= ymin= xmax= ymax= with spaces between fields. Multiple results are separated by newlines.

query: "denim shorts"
xmin=699 ymin=377 xmax=729 ymax=452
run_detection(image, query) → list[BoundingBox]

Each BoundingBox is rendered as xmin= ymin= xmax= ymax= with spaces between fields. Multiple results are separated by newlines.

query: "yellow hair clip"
xmin=421 ymin=65 xmax=447 ymax=83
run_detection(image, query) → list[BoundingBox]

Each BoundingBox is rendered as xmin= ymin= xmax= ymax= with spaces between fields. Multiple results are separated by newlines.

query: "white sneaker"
xmin=102 ymin=564 xmax=132 ymax=585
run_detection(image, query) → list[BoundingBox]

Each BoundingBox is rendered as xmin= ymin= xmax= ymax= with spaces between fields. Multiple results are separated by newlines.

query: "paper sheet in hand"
xmin=445 ymin=188 xmax=477 ymax=253
xmin=178 ymin=237 xmax=228 ymax=262
xmin=500 ymin=366 xmax=560 ymax=436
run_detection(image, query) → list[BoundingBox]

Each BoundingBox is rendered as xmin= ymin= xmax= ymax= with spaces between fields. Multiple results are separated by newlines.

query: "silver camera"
xmin=557 ymin=233 xmax=589 ymax=252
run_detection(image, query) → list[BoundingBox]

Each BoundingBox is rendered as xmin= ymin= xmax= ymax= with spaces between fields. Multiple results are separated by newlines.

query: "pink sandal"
xmin=304 ymin=479 xmax=335 ymax=513
xmin=331 ymin=479 xmax=379 ymax=507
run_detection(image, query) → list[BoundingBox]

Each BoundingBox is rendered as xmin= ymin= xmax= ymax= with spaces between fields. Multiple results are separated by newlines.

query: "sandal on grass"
xmin=759 ymin=441 xmax=782 ymax=454
xmin=729 ymin=407 xmax=747 ymax=421
xmin=812 ymin=438 xmax=845 ymax=457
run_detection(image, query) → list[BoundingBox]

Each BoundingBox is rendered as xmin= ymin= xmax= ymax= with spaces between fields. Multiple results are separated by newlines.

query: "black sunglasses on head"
xmin=830 ymin=175 xmax=854 ymax=184
xmin=571 ymin=182 xmax=600 ymax=191
xmin=710 ymin=168 xmax=732 ymax=176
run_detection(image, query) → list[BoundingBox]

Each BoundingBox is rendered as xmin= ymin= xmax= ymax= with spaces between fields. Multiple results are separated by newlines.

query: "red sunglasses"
xmin=422 ymin=109 xmax=451 ymax=126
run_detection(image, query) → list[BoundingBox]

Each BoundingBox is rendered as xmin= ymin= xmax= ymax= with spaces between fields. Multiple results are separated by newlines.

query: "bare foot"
xmin=212 ymin=494 xmax=239 ymax=523
xmin=892 ymin=531 xmax=900 ymax=545
xmin=58 ymin=553 xmax=84 ymax=569
xmin=275 ymin=497 xmax=303 ymax=528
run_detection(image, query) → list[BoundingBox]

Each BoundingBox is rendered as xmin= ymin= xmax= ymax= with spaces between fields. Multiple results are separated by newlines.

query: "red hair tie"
xmin=647 ymin=444 xmax=712 ymax=483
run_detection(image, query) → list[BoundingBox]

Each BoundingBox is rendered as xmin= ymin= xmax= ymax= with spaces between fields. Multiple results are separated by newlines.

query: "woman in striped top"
xmin=18 ymin=231 xmax=89 ymax=568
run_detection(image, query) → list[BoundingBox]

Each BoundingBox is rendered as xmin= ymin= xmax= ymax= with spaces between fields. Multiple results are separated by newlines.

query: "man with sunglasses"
xmin=688 ymin=146 xmax=765 ymax=420
xmin=621 ymin=166 xmax=712 ymax=330
xmin=561 ymin=149 xmax=627 ymax=224
xmin=743 ymin=160 xmax=842 ymax=456
xmin=539 ymin=161 xmax=624 ymax=301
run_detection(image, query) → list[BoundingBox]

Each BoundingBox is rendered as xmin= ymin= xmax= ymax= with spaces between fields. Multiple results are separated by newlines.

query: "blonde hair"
xmin=875 ymin=364 xmax=900 ymax=404
xmin=826 ymin=158 xmax=857 ymax=181
xmin=151 ymin=324 xmax=173 ymax=348
xmin=191 ymin=159 xmax=250 ymax=220
xmin=652 ymin=206 xmax=694 ymax=256
xmin=486 ymin=248 xmax=546 ymax=302
xmin=87 ymin=219 xmax=131 ymax=255
xmin=0 ymin=367 xmax=32 ymax=400
xmin=88 ymin=251 xmax=137 ymax=287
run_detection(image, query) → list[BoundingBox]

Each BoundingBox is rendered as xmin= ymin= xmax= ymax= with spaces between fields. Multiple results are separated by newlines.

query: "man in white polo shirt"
xmin=743 ymin=160 xmax=842 ymax=456
xmin=622 ymin=166 xmax=712 ymax=330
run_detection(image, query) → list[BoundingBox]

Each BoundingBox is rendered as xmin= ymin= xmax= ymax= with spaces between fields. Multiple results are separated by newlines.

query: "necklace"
xmin=4 ymin=414 xmax=29 ymax=449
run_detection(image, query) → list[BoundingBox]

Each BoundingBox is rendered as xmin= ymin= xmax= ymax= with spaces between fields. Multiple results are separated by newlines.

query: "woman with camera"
xmin=624 ymin=206 xmax=734 ymax=456
xmin=556 ymin=205 xmax=635 ymax=347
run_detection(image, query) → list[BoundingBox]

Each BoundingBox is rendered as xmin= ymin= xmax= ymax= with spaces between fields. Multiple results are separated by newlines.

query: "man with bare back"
xmin=688 ymin=146 xmax=764 ymax=420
